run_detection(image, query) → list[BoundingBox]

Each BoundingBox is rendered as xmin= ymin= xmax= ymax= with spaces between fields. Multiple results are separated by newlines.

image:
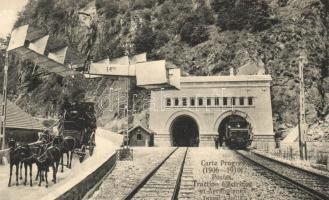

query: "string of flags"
xmin=8 ymin=24 xmax=180 ymax=90
xmin=7 ymin=25 xmax=82 ymax=77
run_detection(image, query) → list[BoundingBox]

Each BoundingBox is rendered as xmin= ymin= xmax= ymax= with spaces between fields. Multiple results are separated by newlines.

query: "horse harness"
xmin=37 ymin=145 xmax=61 ymax=163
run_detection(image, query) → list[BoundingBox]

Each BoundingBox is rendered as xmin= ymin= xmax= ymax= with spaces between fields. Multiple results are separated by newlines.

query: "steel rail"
xmin=171 ymin=147 xmax=188 ymax=200
xmin=122 ymin=147 xmax=180 ymax=200
xmin=236 ymin=150 xmax=328 ymax=200
xmin=252 ymin=150 xmax=329 ymax=180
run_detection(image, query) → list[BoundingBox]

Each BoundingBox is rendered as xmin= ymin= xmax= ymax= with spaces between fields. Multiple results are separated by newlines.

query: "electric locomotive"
xmin=225 ymin=116 xmax=253 ymax=149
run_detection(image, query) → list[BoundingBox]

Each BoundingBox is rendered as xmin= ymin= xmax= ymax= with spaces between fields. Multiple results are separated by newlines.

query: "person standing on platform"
xmin=219 ymin=133 xmax=224 ymax=147
xmin=214 ymin=136 xmax=219 ymax=149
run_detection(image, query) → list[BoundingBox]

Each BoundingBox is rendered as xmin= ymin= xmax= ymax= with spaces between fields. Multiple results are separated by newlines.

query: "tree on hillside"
xmin=211 ymin=0 xmax=279 ymax=32
xmin=96 ymin=0 xmax=119 ymax=18
xmin=179 ymin=15 xmax=209 ymax=46
xmin=61 ymin=74 xmax=87 ymax=103
xmin=132 ymin=0 xmax=156 ymax=10
xmin=133 ymin=26 xmax=156 ymax=53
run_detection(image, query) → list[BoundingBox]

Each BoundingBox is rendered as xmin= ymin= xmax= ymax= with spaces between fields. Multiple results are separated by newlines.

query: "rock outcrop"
xmin=0 ymin=0 xmax=328 ymax=140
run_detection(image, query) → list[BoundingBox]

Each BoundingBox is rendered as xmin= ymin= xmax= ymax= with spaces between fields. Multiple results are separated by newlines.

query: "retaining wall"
xmin=55 ymin=152 xmax=117 ymax=200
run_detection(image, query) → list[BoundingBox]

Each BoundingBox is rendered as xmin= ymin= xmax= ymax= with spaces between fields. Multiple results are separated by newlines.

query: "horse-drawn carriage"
xmin=59 ymin=101 xmax=97 ymax=162
xmin=7 ymin=102 xmax=97 ymax=188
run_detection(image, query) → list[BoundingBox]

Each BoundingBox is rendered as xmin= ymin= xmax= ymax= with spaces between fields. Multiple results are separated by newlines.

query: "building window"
xmin=174 ymin=98 xmax=179 ymax=106
xmin=239 ymin=97 xmax=244 ymax=105
xmin=215 ymin=97 xmax=220 ymax=106
xmin=166 ymin=98 xmax=171 ymax=106
xmin=207 ymin=98 xmax=211 ymax=106
xmin=248 ymin=97 xmax=253 ymax=105
xmin=182 ymin=97 xmax=187 ymax=106
xmin=190 ymin=98 xmax=195 ymax=106
xmin=137 ymin=133 xmax=142 ymax=140
xmin=231 ymin=97 xmax=236 ymax=105
xmin=198 ymin=98 xmax=203 ymax=106
xmin=223 ymin=97 xmax=228 ymax=105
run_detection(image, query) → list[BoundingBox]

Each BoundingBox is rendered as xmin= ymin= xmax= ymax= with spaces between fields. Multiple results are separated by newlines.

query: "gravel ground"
xmin=89 ymin=147 xmax=175 ymax=200
xmin=240 ymin=151 xmax=329 ymax=197
xmin=180 ymin=148 xmax=316 ymax=200
xmin=253 ymin=150 xmax=329 ymax=178
xmin=132 ymin=148 xmax=186 ymax=199
xmin=87 ymin=147 xmax=319 ymax=200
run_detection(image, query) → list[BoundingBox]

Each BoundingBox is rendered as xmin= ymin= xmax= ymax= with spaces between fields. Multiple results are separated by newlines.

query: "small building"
xmin=0 ymin=95 xmax=44 ymax=147
xmin=119 ymin=125 xmax=155 ymax=147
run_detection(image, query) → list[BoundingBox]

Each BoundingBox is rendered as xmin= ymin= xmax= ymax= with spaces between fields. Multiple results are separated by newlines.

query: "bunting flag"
xmin=7 ymin=25 xmax=82 ymax=77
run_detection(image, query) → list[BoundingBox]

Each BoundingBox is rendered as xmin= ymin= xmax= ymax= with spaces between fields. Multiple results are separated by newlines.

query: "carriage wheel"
xmin=89 ymin=132 xmax=95 ymax=156
xmin=79 ymin=145 xmax=86 ymax=163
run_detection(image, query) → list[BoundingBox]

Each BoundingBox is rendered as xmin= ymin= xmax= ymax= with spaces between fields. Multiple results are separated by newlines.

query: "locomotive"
xmin=224 ymin=116 xmax=253 ymax=149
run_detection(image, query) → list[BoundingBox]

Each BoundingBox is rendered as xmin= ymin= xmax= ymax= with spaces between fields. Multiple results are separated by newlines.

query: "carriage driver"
xmin=39 ymin=128 xmax=54 ymax=144
xmin=80 ymin=105 xmax=97 ymax=145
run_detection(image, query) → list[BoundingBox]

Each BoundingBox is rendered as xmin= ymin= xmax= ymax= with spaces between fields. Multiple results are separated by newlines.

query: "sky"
xmin=0 ymin=0 xmax=28 ymax=38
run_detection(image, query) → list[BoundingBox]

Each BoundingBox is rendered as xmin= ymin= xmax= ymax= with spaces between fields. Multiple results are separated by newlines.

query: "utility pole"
xmin=0 ymin=51 xmax=9 ymax=149
xmin=124 ymin=42 xmax=133 ymax=149
xmin=298 ymin=53 xmax=307 ymax=160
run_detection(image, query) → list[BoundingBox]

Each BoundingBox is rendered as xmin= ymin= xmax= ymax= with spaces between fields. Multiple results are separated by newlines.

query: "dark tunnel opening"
xmin=171 ymin=115 xmax=199 ymax=147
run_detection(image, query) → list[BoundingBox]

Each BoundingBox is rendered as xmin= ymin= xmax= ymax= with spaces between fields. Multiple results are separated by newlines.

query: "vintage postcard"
xmin=0 ymin=0 xmax=328 ymax=200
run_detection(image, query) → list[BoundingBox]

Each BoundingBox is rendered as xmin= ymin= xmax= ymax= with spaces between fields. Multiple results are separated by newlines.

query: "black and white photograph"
xmin=0 ymin=0 xmax=329 ymax=199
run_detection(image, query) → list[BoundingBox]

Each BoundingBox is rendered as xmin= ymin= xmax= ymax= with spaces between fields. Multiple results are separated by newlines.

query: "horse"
xmin=8 ymin=139 xmax=22 ymax=187
xmin=53 ymin=135 xmax=76 ymax=172
xmin=35 ymin=141 xmax=54 ymax=182
xmin=36 ymin=145 xmax=62 ymax=187
xmin=20 ymin=143 xmax=48 ymax=186
xmin=19 ymin=144 xmax=34 ymax=186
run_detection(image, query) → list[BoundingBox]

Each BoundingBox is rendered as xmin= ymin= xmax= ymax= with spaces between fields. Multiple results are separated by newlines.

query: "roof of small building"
xmin=118 ymin=124 xmax=155 ymax=135
xmin=0 ymin=95 xmax=44 ymax=130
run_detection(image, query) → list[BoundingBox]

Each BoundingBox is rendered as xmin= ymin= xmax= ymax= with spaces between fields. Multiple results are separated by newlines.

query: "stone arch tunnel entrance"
xmin=218 ymin=114 xmax=251 ymax=148
xmin=170 ymin=115 xmax=199 ymax=147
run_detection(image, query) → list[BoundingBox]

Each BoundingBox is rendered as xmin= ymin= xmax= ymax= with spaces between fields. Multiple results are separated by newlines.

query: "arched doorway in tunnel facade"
xmin=217 ymin=114 xmax=251 ymax=148
xmin=170 ymin=115 xmax=199 ymax=147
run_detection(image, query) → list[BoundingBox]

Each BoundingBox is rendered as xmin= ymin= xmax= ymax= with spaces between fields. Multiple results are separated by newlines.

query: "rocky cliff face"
xmin=1 ymin=0 xmax=329 ymax=140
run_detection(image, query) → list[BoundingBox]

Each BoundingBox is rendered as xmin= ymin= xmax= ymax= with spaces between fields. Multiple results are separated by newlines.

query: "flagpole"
xmin=125 ymin=42 xmax=132 ymax=149
xmin=298 ymin=53 xmax=307 ymax=160
xmin=0 ymin=51 xmax=9 ymax=149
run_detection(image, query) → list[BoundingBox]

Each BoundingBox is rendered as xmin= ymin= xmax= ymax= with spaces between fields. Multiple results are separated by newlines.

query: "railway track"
xmin=177 ymin=151 xmax=195 ymax=200
xmin=123 ymin=147 xmax=188 ymax=200
xmin=236 ymin=150 xmax=329 ymax=200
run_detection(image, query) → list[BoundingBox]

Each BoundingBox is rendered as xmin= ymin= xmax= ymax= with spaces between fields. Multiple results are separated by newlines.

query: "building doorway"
xmin=170 ymin=115 xmax=199 ymax=147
